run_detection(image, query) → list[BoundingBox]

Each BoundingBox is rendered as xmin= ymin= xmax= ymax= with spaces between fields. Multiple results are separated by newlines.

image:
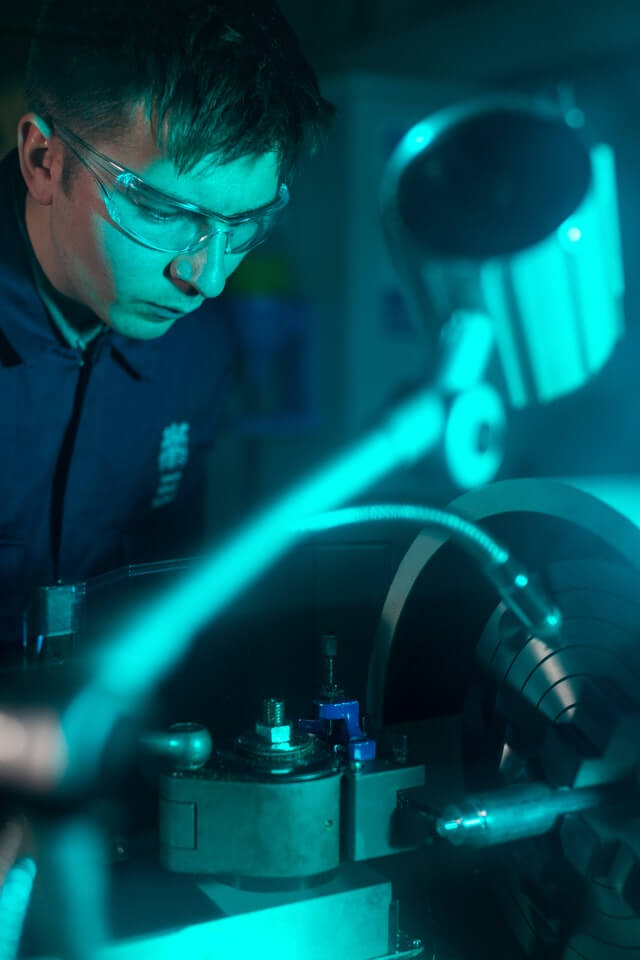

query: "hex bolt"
xmin=263 ymin=698 xmax=286 ymax=727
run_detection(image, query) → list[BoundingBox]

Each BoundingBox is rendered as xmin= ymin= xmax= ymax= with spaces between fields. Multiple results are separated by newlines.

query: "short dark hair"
xmin=25 ymin=0 xmax=334 ymax=190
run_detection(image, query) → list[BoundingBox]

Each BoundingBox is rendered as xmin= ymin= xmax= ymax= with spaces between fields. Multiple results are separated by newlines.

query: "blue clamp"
xmin=298 ymin=698 xmax=377 ymax=763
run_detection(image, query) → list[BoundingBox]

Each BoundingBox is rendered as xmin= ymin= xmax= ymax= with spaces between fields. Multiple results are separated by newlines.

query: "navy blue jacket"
xmin=0 ymin=149 xmax=235 ymax=642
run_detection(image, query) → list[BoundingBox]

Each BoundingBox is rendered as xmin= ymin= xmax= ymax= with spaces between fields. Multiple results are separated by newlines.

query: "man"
xmin=0 ymin=0 xmax=333 ymax=648
xmin=0 ymin=2 xmax=332 ymax=944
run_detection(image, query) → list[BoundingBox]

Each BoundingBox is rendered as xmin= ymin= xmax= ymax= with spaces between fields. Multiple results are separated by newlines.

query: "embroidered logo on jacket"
xmin=152 ymin=422 xmax=190 ymax=508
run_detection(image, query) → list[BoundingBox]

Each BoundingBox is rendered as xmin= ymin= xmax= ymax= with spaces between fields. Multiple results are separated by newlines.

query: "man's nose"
xmin=170 ymin=233 xmax=228 ymax=298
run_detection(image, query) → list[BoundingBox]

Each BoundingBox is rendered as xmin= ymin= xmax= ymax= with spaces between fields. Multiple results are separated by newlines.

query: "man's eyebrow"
xmin=137 ymin=175 xmax=279 ymax=218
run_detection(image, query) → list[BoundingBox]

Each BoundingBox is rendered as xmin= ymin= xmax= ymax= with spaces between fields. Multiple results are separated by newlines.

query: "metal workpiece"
xmin=138 ymin=722 xmax=213 ymax=772
xmin=343 ymin=761 xmax=427 ymax=862
xmin=436 ymin=782 xmax=625 ymax=848
xmin=159 ymin=767 xmax=342 ymax=882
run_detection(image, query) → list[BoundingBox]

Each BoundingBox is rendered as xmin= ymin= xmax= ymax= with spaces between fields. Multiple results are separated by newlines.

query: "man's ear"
xmin=16 ymin=113 xmax=59 ymax=206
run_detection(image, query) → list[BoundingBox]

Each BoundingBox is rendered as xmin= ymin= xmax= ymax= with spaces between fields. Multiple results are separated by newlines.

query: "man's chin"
xmin=107 ymin=313 xmax=177 ymax=340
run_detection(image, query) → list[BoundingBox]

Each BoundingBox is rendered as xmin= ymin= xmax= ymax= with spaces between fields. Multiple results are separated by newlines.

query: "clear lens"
xmin=224 ymin=219 xmax=263 ymax=253
xmin=109 ymin=174 xmax=270 ymax=254
xmin=55 ymin=122 xmax=289 ymax=255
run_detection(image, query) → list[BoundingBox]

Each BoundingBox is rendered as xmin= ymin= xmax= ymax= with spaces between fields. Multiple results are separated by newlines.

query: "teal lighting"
xmin=84 ymin=390 xmax=446 ymax=711
xmin=444 ymin=384 xmax=505 ymax=489
xmin=480 ymin=142 xmax=624 ymax=407
xmin=562 ymin=476 xmax=640 ymax=530
xmin=0 ymin=857 xmax=37 ymax=960
xmin=437 ymin=310 xmax=495 ymax=394
xmin=300 ymin=506 xmax=564 ymax=641
xmin=300 ymin=504 xmax=509 ymax=565
xmin=438 ymin=783 xmax=615 ymax=848
xmin=564 ymin=107 xmax=585 ymax=129
xmin=64 ymin=451 xmax=563 ymax=803
xmin=442 ymin=820 xmax=460 ymax=832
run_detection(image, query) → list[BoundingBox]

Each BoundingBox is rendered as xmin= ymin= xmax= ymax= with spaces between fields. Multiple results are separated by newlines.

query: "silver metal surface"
xmin=234 ymin=697 xmax=329 ymax=771
xmin=197 ymin=862 xmax=392 ymax=960
xmin=369 ymin=476 xmax=640 ymax=958
xmin=437 ymin=782 xmax=619 ymax=848
xmin=159 ymin=769 xmax=342 ymax=880
xmin=235 ymin=727 xmax=321 ymax=770
xmin=138 ymin=723 xmax=213 ymax=772
xmin=366 ymin=477 xmax=640 ymax=729
xmin=474 ymin=558 xmax=640 ymax=957
xmin=344 ymin=762 xmax=426 ymax=861
xmin=30 ymin=862 xmax=394 ymax=960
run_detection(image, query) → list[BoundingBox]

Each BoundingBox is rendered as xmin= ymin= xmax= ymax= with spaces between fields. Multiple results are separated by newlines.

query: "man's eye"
xmin=138 ymin=206 xmax=180 ymax=223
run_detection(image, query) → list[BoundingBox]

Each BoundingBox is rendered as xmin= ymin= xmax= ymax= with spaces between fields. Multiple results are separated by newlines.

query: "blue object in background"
xmin=228 ymin=294 xmax=317 ymax=433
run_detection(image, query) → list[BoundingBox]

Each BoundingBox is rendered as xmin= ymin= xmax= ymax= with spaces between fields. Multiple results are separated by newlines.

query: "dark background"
xmin=3 ymin=1 xmax=640 ymax=524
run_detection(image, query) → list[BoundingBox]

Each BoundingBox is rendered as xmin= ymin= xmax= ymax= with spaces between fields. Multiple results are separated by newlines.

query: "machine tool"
xmin=3 ymin=93 xmax=637 ymax=960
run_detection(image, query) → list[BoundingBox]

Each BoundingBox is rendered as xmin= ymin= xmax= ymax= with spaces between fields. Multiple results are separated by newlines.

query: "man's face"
xmin=21 ymin=106 xmax=281 ymax=340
